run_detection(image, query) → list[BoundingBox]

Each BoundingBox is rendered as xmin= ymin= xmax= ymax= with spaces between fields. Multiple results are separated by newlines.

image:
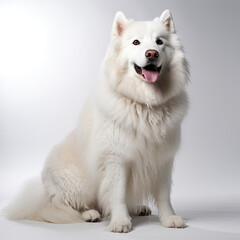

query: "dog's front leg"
xmin=100 ymin=158 xmax=131 ymax=233
xmin=156 ymin=160 xmax=186 ymax=228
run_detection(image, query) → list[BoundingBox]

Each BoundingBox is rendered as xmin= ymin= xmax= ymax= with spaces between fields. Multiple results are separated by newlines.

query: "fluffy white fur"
xmin=4 ymin=10 xmax=189 ymax=233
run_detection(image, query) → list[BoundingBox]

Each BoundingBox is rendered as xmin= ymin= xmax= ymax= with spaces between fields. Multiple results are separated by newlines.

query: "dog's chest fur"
xmin=95 ymin=85 xmax=187 ymax=155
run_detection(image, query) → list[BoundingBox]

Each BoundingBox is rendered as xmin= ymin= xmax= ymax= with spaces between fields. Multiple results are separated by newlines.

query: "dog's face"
xmin=103 ymin=10 xmax=189 ymax=106
xmin=120 ymin=18 xmax=169 ymax=84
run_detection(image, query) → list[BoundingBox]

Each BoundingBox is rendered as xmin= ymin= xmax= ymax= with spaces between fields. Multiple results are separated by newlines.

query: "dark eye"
xmin=133 ymin=39 xmax=140 ymax=45
xmin=156 ymin=39 xmax=163 ymax=45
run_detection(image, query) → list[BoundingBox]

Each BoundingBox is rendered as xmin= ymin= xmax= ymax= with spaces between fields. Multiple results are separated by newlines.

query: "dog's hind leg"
xmin=131 ymin=205 xmax=152 ymax=216
xmin=82 ymin=209 xmax=101 ymax=222
xmin=41 ymin=142 xmax=99 ymax=223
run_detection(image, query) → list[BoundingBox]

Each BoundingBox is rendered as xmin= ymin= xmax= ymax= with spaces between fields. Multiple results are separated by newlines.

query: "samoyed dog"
xmin=4 ymin=10 xmax=189 ymax=233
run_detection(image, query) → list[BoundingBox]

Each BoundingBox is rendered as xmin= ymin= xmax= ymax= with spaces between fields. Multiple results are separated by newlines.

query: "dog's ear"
xmin=112 ymin=11 xmax=128 ymax=37
xmin=159 ymin=9 xmax=175 ymax=33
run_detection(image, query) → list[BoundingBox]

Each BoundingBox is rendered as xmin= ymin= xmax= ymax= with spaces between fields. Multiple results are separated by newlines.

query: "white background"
xmin=0 ymin=0 xmax=240 ymax=239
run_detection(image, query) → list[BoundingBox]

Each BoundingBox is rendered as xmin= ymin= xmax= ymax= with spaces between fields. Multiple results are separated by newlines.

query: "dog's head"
xmin=103 ymin=10 xmax=189 ymax=106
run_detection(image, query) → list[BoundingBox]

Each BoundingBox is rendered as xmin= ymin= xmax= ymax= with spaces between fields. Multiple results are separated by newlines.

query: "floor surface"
xmin=0 ymin=195 xmax=239 ymax=240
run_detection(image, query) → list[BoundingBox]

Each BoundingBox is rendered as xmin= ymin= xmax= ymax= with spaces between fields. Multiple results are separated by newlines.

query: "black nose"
xmin=145 ymin=49 xmax=159 ymax=60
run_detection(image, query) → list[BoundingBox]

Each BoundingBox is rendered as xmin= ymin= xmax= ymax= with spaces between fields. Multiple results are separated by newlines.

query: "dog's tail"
xmin=3 ymin=177 xmax=83 ymax=223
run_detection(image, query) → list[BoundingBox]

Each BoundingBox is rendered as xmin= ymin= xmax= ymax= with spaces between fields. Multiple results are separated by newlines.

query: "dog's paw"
xmin=136 ymin=205 xmax=152 ymax=216
xmin=82 ymin=209 xmax=101 ymax=222
xmin=107 ymin=217 xmax=132 ymax=233
xmin=161 ymin=215 xmax=186 ymax=228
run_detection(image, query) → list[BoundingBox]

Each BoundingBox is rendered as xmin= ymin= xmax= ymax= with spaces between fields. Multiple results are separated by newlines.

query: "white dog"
xmin=4 ymin=10 xmax=189 ymax=233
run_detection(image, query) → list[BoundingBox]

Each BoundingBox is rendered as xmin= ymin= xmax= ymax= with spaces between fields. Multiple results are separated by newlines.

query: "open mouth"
xmin=134 ymin=64 xmax=161 ymax=83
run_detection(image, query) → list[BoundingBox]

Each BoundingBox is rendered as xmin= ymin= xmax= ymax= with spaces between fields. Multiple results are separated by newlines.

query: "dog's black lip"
xmin=134 ymin=63 xmax=161 ymax=76
xmin=134 ymin=64 xmax=142 ymax=74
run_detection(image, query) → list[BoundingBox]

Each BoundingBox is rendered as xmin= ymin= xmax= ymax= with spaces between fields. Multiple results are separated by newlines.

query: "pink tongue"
xmin=141 ymin=68 xmax=159 ymax=83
